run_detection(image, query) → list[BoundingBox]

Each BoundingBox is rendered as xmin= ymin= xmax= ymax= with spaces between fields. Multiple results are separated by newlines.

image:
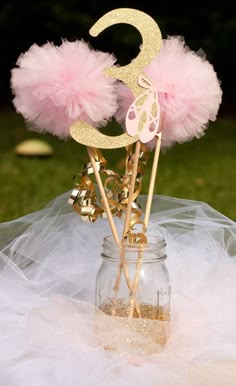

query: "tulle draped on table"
xmin=0 ymin=192 xmax=236 ymax=386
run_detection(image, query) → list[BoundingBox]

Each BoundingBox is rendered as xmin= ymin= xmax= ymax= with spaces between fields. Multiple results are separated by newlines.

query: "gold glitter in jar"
xmin=95 ymin=304 xmax=170 ymax=356
xmin=95 ymin=304 xmax=170 ymax=355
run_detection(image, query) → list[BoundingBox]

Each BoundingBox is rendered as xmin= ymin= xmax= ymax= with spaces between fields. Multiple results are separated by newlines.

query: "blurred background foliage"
xmin=0 ymin=1 xmax=235 ymax=222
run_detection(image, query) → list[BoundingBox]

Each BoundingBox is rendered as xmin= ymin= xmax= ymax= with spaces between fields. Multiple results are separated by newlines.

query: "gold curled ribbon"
xmin=125 ymin=220 xmax=148 ymax=246
xmin=122 ymin=144 xmax=150 ymax=244
xmin=68 ymin=146 xmax=149 ymax=233
xmin=68 ymin=148 xmax=105 ymax=222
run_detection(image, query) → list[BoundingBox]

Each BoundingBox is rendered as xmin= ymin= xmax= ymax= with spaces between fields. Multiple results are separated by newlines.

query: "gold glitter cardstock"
xmin=70 ymin=8 xmax=162 ymax=149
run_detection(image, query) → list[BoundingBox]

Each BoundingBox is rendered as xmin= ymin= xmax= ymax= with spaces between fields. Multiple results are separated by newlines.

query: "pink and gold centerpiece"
xmin=11 ymin=8 xmax=222 ymax=354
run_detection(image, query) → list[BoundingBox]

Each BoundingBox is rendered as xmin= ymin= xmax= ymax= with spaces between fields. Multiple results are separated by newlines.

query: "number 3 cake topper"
xmin=70 ymin=8 xmax=162 ymax=149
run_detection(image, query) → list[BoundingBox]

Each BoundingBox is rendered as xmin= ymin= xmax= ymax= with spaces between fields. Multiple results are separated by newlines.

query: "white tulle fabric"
xmin=0 ymin=192 xmax=236 ymax=385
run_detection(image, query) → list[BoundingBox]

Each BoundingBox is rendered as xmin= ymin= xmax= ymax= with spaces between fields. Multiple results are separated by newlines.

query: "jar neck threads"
xmin=102 ymin=234 xmax=166 ymax=262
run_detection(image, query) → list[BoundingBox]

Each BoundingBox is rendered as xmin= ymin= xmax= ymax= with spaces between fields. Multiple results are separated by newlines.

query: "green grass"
xmin=0 ymin=108 xmax=236 ymax=222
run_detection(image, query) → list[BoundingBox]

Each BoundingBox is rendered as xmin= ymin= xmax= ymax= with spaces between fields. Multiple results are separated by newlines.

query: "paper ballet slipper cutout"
xmin=126 ymin=75 xmax=161 ymax=143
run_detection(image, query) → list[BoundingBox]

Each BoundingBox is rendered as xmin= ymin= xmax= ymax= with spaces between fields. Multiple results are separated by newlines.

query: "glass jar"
xmin=95 ymin=235 xmax=171 ymax=354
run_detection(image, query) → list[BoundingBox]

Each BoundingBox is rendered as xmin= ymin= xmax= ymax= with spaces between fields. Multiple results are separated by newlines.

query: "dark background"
xmin=0 ymin=0 xmax=235 ymax=115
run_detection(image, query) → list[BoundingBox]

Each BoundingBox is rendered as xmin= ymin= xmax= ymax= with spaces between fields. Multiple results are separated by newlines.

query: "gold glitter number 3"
xmin=70 ymin=8 xmax=162 ymax=149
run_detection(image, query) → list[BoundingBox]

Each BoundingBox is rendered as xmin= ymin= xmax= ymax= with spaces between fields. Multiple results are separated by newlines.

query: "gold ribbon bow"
xmin=68 ymin=146 xmax=149 ymax=243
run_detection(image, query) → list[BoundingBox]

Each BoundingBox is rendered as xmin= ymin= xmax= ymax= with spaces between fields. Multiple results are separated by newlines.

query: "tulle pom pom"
xmin=11 ymin=40 xmax=117 ymax=139
xmin=116 ymin=36 xmax=222 ymax=148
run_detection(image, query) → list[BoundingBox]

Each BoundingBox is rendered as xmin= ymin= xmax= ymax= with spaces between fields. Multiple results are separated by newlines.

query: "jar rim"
xmin=102 ymin=234 xmax=166 ymax=261
xmin=103 ymin=234 xmax=166 ymax=250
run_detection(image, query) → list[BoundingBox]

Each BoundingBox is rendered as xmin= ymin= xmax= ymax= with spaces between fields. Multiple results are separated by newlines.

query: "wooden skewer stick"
xmin=127 ymin=132 xmax=163 ymax=318
xmin=87 ymin=146 xmax=120 ymax=245
xmin=128 ymin=129 xmax=163 ymax=318
xmin=87 ymin=147 xmax=134 ymax=309
xmin=122 ymin=140 xmax=141 ymax=240
xmin=114 ymin=142 xmax=140 ymax=290
xmin=143 ymin=131 xmax=162 ymax=230
xmin=143 ymin=114 xmax=164 ymax=229
xmin=128 ymin=250 xmax=143 ymax=318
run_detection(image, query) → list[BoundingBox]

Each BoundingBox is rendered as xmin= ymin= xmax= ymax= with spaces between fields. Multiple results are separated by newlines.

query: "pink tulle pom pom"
xmin=11 ymin=40 xmax=117 ymax=139
xmin=116 ymin=36 xmax=222 ymax=148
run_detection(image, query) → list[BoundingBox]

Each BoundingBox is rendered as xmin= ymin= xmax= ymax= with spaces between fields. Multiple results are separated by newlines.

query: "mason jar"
xmin=95 ymin=235 xmax=171 ymax=354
